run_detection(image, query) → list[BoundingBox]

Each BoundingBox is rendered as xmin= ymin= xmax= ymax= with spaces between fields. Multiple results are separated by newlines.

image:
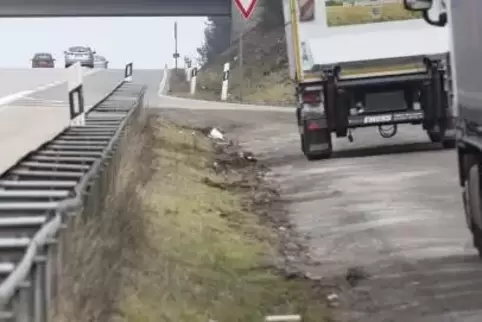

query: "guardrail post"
xmin=33 ymin=246 xmax=47 ymax=322
xmin=12 ymin=281 xmax=32 ymax=322
xmin=44 ymin=238 xmax=57 ymax=319
xmin=54 ymin=211 xmax=69 ymax=315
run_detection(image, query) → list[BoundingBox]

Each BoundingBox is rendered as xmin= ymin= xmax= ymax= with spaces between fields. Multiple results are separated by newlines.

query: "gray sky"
xmin=0 ymin=17 xmax=207 ymax=69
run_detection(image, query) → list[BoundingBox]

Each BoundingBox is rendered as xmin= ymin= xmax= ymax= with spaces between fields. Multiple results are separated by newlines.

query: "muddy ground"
xmin=151 ymin=98 xmax=482 ymax=322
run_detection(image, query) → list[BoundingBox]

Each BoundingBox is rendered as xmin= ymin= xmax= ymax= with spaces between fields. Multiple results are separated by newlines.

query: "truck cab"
xmin=404 ymin=0 xmax=482 ymax=257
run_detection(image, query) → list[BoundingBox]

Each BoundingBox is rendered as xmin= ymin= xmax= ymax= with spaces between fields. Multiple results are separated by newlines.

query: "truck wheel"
xmin=427 ymin=131 xmax=455 ymax=149
xmin=301 ymin=135 xmax=332 ymax=161
xmin=442 ymin=139 xmax=456 ymax=149
xmin=305 ymin=150 xmax=332 ymax=161
xmin=465 ymin=164 xmax=482 ymax=258
xmin=300 ymin=134 xmax=305 ymax=153
xmin=427 ymin=131 xmax=442 ymax=143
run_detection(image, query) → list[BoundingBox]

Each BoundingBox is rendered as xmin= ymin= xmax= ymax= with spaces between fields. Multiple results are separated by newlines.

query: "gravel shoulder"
xmin=153 ymin=104 xmax=482 ymax=322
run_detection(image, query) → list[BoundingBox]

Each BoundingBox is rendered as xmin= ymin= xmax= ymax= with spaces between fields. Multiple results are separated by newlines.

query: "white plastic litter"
xmin=208 ymin=128 xmax=224 ymax=140
xmin=265 ymin=315 xmax=301 ymax=322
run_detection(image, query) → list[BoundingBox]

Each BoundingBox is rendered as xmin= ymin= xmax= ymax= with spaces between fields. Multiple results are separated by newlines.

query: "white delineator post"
xmin=186 ymin=67 xmax=192 ymax=82
xmin=221 ymin=62 xmax=230 ymax=101
xmin=185 ymin=60 xmax=192 ymax=82
xmin=190 ymin=67 xmax=198 ymax=95
xmin=67 ymin=62 xmax=85 ymax=126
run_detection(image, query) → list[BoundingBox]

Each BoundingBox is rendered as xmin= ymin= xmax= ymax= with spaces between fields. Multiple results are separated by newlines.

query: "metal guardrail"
xmin=0 ymin=65 xmax=146 ymax=321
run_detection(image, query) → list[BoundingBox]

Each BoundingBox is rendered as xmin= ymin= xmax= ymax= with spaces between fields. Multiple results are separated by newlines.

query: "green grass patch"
xmin=116 ymin=118 xmax=332 ymax=322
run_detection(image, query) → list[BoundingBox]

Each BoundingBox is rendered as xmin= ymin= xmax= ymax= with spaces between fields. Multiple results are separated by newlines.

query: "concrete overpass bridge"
xmin=0 ymin=0 xmax=231 ymax=16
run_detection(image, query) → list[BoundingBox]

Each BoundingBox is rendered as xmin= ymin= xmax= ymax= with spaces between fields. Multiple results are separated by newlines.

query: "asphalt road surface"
xmin=13 ymin=68 xmax=127 ymax=109
xmin=0 ymin=67 xmax=131 ymax=175
xmin=0 ymin=68 xmax=76 ymax=99
xmin=2 ymin=66 xmax=480 ymax=321
xmin=155 ymin=93 xmax=482 ymax=322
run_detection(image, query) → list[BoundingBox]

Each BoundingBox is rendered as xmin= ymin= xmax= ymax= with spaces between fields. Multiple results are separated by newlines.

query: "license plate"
xmin=363 ymin=115 xmax=392 ymax=124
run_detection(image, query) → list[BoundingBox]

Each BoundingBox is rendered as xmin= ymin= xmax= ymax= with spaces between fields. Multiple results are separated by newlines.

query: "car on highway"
xmin=64 ymin=46 xmax=95 ymax=68
xmin=31 ymin=52 xmax=55 ymax=68
xmin=93 ymin=55 xmax=108 ymax=69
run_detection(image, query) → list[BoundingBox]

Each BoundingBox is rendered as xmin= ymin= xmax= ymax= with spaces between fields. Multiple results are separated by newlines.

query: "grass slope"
xmin=113 ymin=117 xmax=332 ymax=322
xmin=170 ymin=25 xmax=295 ymax=107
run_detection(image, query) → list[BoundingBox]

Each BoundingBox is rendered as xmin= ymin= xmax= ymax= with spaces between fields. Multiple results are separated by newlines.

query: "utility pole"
xmin=173 ymin=21 xmax=180 ymax=70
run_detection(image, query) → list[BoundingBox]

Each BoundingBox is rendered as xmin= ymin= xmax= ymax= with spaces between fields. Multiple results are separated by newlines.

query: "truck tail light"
xmin=302 ymin=91 xmax=321 ymax=105
xmin=307 ymin=120 xmax=322 ymax=131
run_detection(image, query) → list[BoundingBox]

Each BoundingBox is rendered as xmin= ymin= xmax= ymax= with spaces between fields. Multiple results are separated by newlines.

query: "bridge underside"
xmin=0 ymin=0 xmax=231 ymax=17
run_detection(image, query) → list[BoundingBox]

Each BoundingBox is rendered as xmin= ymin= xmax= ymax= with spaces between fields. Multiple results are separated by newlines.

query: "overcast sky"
xmin=0 ymin=17 xmax=207 ymax=69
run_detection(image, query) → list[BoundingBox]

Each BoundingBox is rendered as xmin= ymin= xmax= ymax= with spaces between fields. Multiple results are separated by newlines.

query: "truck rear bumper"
xmin=347 ymin=110 xmax=424 ymax=127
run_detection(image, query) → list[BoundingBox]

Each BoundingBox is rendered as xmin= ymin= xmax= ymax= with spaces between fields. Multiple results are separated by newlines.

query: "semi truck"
xmin=282 ymin=0 xmax=454 ymax=160
xmin=404 ymin=0 xmax=482 ymax=257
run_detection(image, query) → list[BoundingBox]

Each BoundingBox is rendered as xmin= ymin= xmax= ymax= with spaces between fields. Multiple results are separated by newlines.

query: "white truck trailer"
xmin=404 ymin=0 xmax=482 ymax=257
xmin=282 ymin=0 xmax=454 ymax=160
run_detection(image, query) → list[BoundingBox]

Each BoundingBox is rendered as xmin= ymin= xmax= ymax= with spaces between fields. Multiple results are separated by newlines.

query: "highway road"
xmin=0 ymin=68 xmax=132 ymax=175
xmin=3 ymin=66 xmax=480 ymax=321
xmin=157 ymin=102 xmax=482 ymax=322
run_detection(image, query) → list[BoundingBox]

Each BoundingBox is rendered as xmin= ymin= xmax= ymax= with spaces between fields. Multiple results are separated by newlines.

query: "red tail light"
xmin=307 ymin=121 xmax=321 ymax=130
xmin=302 ymin=91 xmax=321 ymax=104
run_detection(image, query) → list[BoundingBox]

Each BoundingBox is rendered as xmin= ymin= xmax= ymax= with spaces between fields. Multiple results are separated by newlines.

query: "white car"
xmin=93 ymin=55 xmax=108 ymax=69
xmin=64 ymin=46 xmax=95 ymax=68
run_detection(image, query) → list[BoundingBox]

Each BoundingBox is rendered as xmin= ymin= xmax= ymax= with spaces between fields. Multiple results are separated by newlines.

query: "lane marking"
xmin=0 ymin=68 xmax=100 ymax=108
xmin=0 ymin=90 xmax=35 ymax=106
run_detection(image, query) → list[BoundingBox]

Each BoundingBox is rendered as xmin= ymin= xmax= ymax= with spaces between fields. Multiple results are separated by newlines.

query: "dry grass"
xmin=111 ymin=118 xmax=332 ymax=322
xmin=54 ymin=107 xmax=150 ymax=322
xmin=326 ymin=3 xmax=422 ymax=26
xmin=169 ymin=26 xmax=296 ymax=107
xmin=192 ymin=68 xmax=295 ymax=106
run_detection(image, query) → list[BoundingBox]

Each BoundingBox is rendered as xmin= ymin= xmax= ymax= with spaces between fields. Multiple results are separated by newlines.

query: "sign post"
xmin=173 ymin=21 xmax=180 ymax=70
xmin=233 ymin=0 xmax=257 ymax=103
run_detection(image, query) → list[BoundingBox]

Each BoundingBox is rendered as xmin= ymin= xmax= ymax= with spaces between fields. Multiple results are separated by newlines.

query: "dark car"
xmin=31 ymin=52 xmax=55 ymax=68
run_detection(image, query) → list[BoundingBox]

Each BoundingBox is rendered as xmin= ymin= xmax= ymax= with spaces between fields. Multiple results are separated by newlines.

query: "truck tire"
xmin=442 ymin=139 xmax=456 ymax=149
xmin=427 ymin=130 xmax=442 ymax=143
xmin=464 ymin=164 xmax=482 ymax=258
xmin=427 ymin=131 xmax=455 ymax=149
xmin=300 ymin=134 xmax=305 ymax=153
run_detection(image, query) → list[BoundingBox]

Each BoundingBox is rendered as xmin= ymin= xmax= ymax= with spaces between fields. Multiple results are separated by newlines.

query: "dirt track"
xmin=150 ymin=91 xmax=482 ymax=322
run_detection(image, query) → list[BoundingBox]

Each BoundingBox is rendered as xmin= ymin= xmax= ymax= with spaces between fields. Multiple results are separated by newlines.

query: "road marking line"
xmin=0 ymin=68 xmax=101 ymax=108
xmin=0 ymin=90 xmax=35 ymax=106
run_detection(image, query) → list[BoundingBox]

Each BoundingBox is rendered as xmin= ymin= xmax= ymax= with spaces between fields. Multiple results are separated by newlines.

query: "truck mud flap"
xmin=323 ymin=73 xmax=348 ymax=137
xmin=335 ymin=90 xmax=349 ymax=137
xmin=324 ymin=76 xmax=337 ymax=132
xmin=422 ymin=62 xmax=446 ymax=128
